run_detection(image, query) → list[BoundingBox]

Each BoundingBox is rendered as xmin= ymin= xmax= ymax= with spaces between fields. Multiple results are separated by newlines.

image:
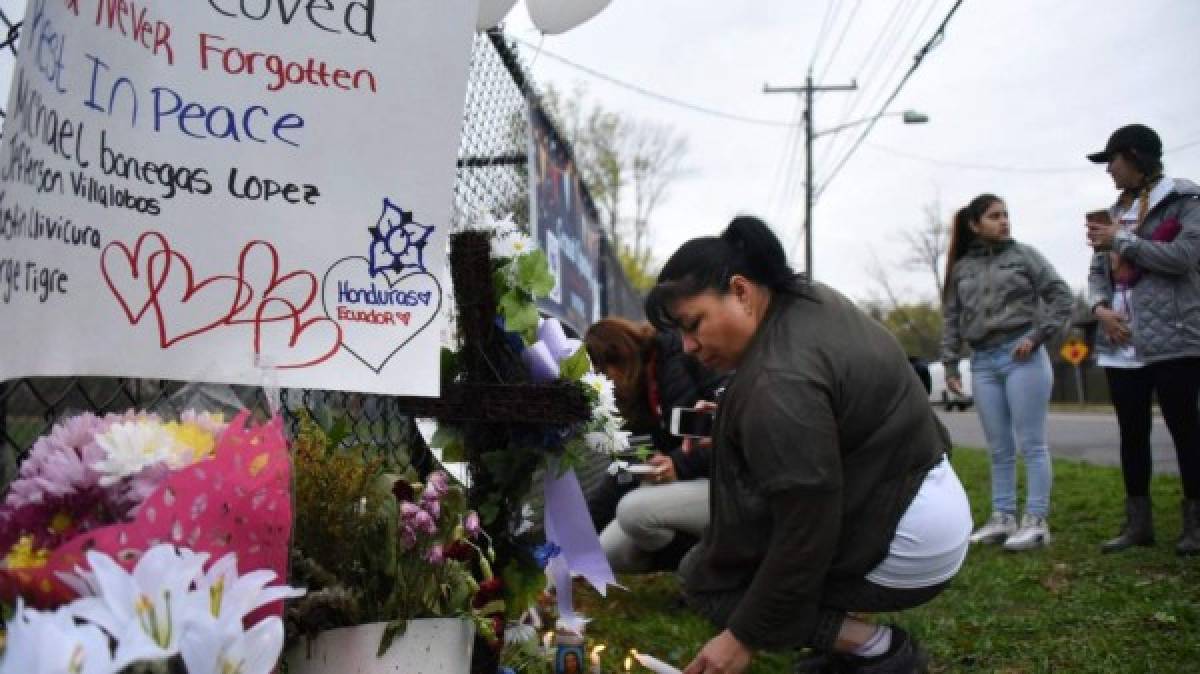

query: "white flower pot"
xmin=286 ymin=618 xmax=475 ymax=674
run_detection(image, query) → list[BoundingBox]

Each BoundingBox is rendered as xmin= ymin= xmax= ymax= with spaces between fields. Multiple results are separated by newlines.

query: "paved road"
xmin=935 ymin=408 xmax=1179 ymax=475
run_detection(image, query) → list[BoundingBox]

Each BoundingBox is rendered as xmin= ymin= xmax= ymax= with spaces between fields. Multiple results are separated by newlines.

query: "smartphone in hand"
xmin=670 ymin=407 xmax=714 ymax=438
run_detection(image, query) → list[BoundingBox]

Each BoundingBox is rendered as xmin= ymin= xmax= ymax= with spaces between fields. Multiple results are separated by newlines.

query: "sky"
xmin=499 ymin=0 xmax=1200 ymax=303
xmin=0 ymin=1 xmax=1196 ymax=304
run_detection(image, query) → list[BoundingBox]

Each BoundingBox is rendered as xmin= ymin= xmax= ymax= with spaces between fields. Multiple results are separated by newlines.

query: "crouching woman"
xmin=648 ymin=216 xmax=972 ymax=674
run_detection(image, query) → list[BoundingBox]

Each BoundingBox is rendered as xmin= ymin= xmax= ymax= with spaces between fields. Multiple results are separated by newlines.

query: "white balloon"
xmin=477 ymin=0 xmax=518 ymax=31
xmin=526 ymin=0 xmax=613 ymax=35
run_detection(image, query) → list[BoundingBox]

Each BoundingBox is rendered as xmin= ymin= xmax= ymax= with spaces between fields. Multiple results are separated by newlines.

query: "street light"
xmin=813 ymin=110 xmax=929 ymax=139
xmin=801 ymin=109 xmax=928 ymax=278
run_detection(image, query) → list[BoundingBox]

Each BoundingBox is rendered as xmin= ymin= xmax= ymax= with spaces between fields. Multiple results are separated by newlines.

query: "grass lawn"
xmin=574 ymin=448 xmax=1200 ymax=673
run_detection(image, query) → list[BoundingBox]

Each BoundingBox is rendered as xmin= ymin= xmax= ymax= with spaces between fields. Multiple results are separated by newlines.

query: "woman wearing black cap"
xmin=1086 ymin=123 xmax=1200 ymax=556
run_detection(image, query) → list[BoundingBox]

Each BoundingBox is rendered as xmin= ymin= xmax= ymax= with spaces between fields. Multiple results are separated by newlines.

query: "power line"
xmin=511 ymin=37 xmax=801 ymax=128
xmin=821 ymin=0 xmax=939 ymax=173
xmin=814 ymin=0 xmax=965 ymax=202
xmin=816 ymin=0 xmax=864 ymax=83
xmin=816 ymin=0 xmax=923 ymax=171
xmin=865 ymin=136 xmax=1200 ymax=173
xmin=808 ymin=0 xmax=839 ymax=71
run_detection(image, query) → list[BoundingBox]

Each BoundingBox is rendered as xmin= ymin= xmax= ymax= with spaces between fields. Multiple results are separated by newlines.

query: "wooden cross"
xmin=390 ymin=230 xmax=592 ymax=672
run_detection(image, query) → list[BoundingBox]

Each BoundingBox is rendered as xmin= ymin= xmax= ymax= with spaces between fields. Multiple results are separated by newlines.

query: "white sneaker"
xmin=969 ymin=512 xmax=1018 ymax=544
xmin=1003 ymin=514 xmax=1052 ymax=551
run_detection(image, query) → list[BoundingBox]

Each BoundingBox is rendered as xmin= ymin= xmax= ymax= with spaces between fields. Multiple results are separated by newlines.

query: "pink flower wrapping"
xmin=1 ymin=411 xmax=293 ymax=625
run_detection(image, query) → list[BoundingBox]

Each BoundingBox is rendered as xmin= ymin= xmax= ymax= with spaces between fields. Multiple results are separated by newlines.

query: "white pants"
xmin=600 ymin=478 xmax=709 ymax=573
xmin=867 ymin=456 xmax=973 ymax=589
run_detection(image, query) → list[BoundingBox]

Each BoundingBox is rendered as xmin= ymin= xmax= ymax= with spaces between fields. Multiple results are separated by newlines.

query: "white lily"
xmin=191 ymin=551 xmax=305 ymax=624
xmin=179 ymin=614 xmax=285 ymax=674
xmin=0 ymin=600 xmax=115 ymax=674
xmin=68 ymin=544 xmax=209 ymax=669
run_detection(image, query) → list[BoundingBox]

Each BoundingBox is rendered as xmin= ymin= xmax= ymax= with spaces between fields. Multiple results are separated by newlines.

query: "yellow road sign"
xmin=1060 ymin=339 xmax=1089 ymax=366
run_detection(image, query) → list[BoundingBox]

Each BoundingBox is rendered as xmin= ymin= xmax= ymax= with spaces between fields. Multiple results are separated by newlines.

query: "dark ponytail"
xmin=645 ymin=215 xmax=796 ymax=330
xmin=943 ymin=193 xmax=1002 ymax=302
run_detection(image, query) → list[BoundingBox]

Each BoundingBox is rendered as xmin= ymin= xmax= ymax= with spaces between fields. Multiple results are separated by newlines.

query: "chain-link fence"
xmin=0 ymin=16 xmax=640 ymax=485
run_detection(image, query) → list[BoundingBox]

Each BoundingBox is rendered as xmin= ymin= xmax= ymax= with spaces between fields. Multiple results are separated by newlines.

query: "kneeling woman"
xmin=647 ymin=217 xmax=972 ymax=674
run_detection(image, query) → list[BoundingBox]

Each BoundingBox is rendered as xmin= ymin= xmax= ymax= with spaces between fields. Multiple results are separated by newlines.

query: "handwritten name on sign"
xmin=0 ymin=0 xmax=480 ymax=396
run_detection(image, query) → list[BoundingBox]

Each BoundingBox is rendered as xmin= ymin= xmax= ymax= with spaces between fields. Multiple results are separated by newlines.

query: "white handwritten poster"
xmin=0 ymin=0 xmax=479 ymax=396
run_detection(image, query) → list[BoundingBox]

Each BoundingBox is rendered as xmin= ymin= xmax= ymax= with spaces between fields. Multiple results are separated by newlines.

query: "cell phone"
xmin=1086 ymin=209 xmax=1113 ymax=225
xmin=670 ymin=407 xmax=714 ymax=438
xmin=623 ymin=464 xmax=660 ymax=476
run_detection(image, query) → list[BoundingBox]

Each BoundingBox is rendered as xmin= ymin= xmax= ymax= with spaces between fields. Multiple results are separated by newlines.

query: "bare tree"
xmin=864 ymin=252 xmax=943 ymax=359
xmin=899 ymin=198 xmax=950 ymax=299
xmin=627 ymin=121 xmax=688 ymax=263
xmin=540 ymin=85 xmax=688 ymax=288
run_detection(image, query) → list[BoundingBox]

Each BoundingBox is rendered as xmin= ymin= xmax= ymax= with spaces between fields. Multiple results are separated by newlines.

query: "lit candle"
xmin=632 ymin=650 xmax=682 ymax=674
xmin=623 ymin=655 xmax=632 ymax=672
xmin=590 ymin=644 xmax=606 ymax=674
xmin=543 ymin=631 xmax=555 ymax=657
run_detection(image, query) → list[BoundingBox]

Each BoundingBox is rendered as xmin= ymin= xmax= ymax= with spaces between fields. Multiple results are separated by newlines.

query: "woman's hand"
xmin=1095 ymin=306 xmax=1132 ymax=345
xmin=646 ymin=453 xmax=677 ymax=484
xmin=1012 ymin=338 xmax=1036 ymax=361
xmin=683 ymin=630 xmax=753 ymax=674
xmin=682 ymin=400 xmax=718 ymax=454
xmin=1087 ymin=220 xmax=1118 ymax=251
xmin=946 ymin=375 xmax=963 ymax=396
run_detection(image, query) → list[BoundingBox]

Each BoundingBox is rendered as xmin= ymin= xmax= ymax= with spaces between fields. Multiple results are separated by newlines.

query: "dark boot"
xmin=833 ymin=627 xmax=929 ymax=674
xmin=1101 ymin=496 xmax=1155 ymax=553
xmin=1177 ymin=499 xmax=1200 ymax=556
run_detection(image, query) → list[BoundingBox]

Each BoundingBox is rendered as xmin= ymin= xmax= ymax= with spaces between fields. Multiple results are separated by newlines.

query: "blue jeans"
xmin=971 ymin=339 xmax=1054 ymax=517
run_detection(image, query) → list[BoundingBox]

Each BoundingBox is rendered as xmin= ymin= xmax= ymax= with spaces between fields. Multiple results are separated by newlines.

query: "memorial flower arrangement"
xmin=425 ymin=215 xmax=625 ymax=669
xmin=0 ymin=544 xmax=302 ymax=674
xmin=0 ymin=409 xmax=228 ymax=587
xmin=0 ymin=404 xmax=298 ymax=673
xmin=285 ymin=414 xmax=497 ymax=656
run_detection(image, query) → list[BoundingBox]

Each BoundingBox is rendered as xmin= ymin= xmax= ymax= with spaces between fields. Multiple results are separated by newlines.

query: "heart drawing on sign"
xmin=100 ymin=231 xmax=171 ymax=325
xmin=253 ymin=298 xmax=344 ymax=369
xmin=321 ymin=256 xmax=443 ymax=374
xmin=146 ymin=250 xmax=251 ymax=348
xmin=228 ymin=240 xmax=319 ymax=325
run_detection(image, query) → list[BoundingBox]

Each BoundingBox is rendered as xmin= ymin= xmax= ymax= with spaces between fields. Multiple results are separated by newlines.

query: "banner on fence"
xmin=0 ymin=0 xmax=478 ymax=396
xmin=529 ymin=105 xmax=600 ymax=334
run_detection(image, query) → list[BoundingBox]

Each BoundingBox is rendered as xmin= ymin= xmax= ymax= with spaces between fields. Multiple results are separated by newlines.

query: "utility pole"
xmin=765 ymin=72 xmax=856 ymax=280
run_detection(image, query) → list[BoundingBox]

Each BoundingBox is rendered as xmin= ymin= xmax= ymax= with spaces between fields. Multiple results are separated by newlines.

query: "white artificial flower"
xmin=190 ymin=551 xmax=305 ymax=624
xmin=581 ymin=372 xmax=617 ymax=410
xmin=179 ymin=614 xmax=285 ymax=674
xmin=492 ymin=229 xmax=536 ymax=260
xmin=584 ymin=430 xmax=631 ymax=455
xmin=504 ymin=622 xmax=538 ymax=646
xmin=91 ymin=420 xmax=185 ymax=485
xmin=0 ymin=600 xmax=115 ymax=674
xmin=68 ymin=545 xmax=210 ymax=669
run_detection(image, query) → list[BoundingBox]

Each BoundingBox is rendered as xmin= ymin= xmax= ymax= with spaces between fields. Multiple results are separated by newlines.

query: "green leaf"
xmin=516 ymin=250 xmax=556 ymax=298
xmin=326 ymin=416 xmax=351 ymax=450
xmin=440 ymin=347 xmax=460 ymax=381
xmin=378 ymin=619 xmax=408 ymax=657
xmin=430 ymin=425 xmax=465 ymax=463
xmin=559 ymin=345 xmax=592 ymax=381
xmin=479 ymin=499 xmax=501 ymax=526
xmin=498 ymin=289 xmax=539 ymax=343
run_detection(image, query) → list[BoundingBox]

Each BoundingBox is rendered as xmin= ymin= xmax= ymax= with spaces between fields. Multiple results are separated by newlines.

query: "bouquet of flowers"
xmin=286 ymin=414 xmax=496 ymax=656
xmin=0 ymin=403 xmax=298 ymax=673
xmin=1 ymin=544 xmax=302 ymax=674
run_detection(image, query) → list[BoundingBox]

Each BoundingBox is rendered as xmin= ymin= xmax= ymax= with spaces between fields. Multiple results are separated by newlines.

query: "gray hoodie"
xmin=942 ymin=239 xmax=1073 ymax=377
xmin=1088 ymin=178 xmax=1200 ymax=364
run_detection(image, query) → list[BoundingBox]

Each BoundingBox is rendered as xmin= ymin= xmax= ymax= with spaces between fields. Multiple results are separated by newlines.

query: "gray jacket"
xmin=1088 ymin=178 xmax=1200 ymax=364
xmin=942 ymin=239 xmax=1073 ymax=377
